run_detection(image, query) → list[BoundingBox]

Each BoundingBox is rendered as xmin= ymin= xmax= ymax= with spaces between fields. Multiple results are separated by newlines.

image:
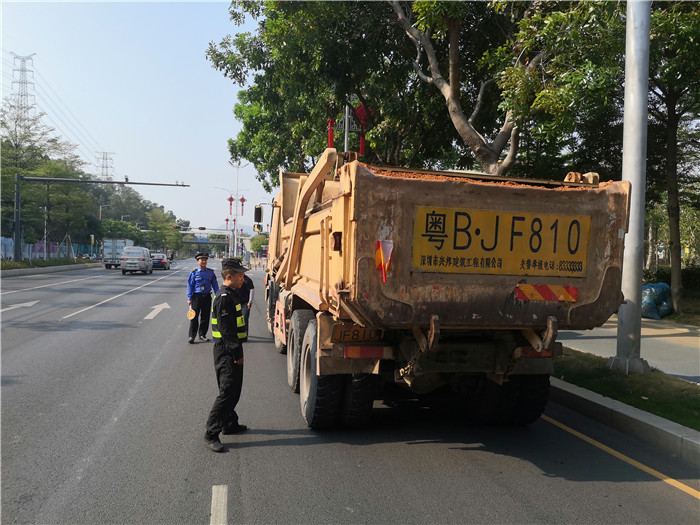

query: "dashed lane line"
xmin=210 ymin=485 xmax=228 ymax=525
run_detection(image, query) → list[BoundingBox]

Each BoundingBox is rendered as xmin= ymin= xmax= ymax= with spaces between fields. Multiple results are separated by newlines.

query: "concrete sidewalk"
xmin=554 ymin=317 xmax=700 ymax=466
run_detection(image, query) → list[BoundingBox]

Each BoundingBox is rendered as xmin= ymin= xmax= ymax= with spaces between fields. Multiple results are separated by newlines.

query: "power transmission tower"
xmin=96 ymin=151 xmax=116 ymax=180
xmin=11 ymin=52 xmax=37 ymax=120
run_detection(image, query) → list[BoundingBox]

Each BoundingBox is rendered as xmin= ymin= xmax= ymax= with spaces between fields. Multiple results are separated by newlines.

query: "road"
xmin=2 ymin=262 xmax=698 ymax=524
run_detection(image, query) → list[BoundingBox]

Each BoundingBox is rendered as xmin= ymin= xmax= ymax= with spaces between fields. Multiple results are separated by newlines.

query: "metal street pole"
xmin=99 ymin=204 xmax=110 ymax=219
xmin=14 ymin=174 xmax=21 ymax=261
xmin=611 ymin=0 xmax=651 ymax=374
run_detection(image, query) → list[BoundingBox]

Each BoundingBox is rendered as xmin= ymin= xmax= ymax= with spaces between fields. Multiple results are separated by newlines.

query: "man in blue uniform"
xmin=186 ymin=252 xmax=219 ymax=344
xmin=205 ymin=258 xmax=249 ymax=452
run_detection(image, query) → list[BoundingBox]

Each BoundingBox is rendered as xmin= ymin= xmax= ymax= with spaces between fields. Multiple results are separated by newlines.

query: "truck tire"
xmin=299 ymin=319 xmax=342 ymax=429
xmin=468 ymin=374 xmax=550 ymax=426
xmin=287 ymin=310 xmax=315 ymax=393
xmin=339 ymin=374 xmax=378 ymax=428
xmin=122 ymin=270 xmax=127 ymax=275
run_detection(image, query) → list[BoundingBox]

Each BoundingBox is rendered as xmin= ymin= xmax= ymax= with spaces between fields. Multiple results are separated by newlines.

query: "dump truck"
xmin=260 ymin=149 xmax=630 ymax=429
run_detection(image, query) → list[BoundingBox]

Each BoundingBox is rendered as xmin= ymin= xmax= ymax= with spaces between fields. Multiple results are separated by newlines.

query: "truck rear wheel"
xmin=266 ymin=282 xmax=277 ymax=335
xmin=340 ymin=374 xmax=379 ymax=428
xmin=299 ymin=319 xmax=342 ymax=429
xmin=467 ymin=374 xmax=550 ymax=426
xmin=287 ymin=310 xmax=315 ymax=393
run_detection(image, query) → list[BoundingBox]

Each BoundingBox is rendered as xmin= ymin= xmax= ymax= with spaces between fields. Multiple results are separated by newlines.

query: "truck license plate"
xmin=412 ymin=206 xmax=591 ymax=277
xmin=331 ymin=323 xmax=383 ymax=343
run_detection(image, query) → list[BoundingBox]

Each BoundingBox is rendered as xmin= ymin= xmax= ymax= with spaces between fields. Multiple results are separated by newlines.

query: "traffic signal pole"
xmin=11 ymin=174 xmax=188 ymax=261
xmin=14 ymin=174 xmax=22 ymax=261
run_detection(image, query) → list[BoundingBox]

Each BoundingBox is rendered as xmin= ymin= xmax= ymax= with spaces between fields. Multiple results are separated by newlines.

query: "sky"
xmin=2 ymin=0 xmax=272 ymax=232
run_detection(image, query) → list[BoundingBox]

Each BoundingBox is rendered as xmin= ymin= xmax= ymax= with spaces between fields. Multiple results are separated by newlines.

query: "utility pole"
xmin=611 ymin=0 xmax=652 ymax=374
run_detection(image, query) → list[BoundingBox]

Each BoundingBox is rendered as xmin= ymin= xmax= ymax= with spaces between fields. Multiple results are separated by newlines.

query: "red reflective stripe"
xmin=514 ymin=284 xmax=578 ymax=302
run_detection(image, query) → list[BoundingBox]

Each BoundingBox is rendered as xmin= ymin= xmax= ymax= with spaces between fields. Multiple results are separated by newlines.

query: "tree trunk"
xmin=645 ymin=223 xmax=654 ymax=270
xmin=664 ymin=95 xmax=682 ymax=314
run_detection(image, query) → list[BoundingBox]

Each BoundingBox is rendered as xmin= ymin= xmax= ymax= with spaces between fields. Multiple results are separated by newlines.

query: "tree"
xmin=208 ymin=1 xmax=485 ymax=190
xmin=644 ymin=2 xmax=700 ymax=312
xmin=250 ymin=233 xmax=268 ymax=254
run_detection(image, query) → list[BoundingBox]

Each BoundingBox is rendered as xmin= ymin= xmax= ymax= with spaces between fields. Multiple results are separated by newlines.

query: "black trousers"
xmin=205 ymin=343 xmax=243 ymax=438
xmin=189 ymin=293 xmax=212 ymax=339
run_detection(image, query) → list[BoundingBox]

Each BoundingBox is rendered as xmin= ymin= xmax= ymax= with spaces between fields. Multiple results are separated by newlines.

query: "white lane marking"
xmin=143 ymin=302 xmax=171 ymax=320
xmin=210 ymin=485 xmax=228 ymax=525
xmin=0 ymin=300 xmax=39 ymax=313
xmin=0 ymin=275 xmax=102 ymax=295
xmin=61 ymin=274 xmax=174 ymax=319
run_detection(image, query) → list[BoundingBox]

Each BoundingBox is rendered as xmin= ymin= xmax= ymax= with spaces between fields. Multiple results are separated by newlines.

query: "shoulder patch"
xmin=191 ymin=268 xmax=197 ymax=272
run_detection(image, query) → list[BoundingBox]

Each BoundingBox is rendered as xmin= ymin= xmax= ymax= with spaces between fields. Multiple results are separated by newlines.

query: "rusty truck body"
xmin=261 ymin=148 xmax=631 ymax=429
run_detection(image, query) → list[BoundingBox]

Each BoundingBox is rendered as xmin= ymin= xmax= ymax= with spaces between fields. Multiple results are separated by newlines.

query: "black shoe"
xmin=188 ymin=337 xmax=195 ymax=344
xmin=205 ymin=436 xmax=224 ymax=453
xmin=222 ymin=424 xmax=248 ymax=435
xmin=199 ymin=335 xmax=210 ymax=342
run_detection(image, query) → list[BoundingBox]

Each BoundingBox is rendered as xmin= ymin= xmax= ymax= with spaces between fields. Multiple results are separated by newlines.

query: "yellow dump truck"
xmin=259 ymin=148 xmax=630 ymax=429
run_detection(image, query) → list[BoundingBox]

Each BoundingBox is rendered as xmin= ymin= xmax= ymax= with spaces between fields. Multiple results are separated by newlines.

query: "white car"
xmin=121 ymin=247 xmax=153 ymax=275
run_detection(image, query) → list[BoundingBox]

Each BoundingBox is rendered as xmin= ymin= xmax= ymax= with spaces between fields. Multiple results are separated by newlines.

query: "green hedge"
xmin=643 ymin=266 xmax=700 ymax=290
xmin=0 ymin=258 xmax=94 ymax=271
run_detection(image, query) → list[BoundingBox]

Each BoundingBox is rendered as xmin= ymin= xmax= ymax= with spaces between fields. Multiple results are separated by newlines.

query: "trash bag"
xmin=641 ymin=282 xmax=672 ymax=319
xmin=657 ymin=298 xmax=673 ymax=318
xmin=641 ymin=298 xmax=661 ymax=320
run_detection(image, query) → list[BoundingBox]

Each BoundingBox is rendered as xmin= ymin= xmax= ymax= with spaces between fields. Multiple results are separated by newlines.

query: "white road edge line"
xmin=210 ymin=485 xmax=228 ymax=525
xmin=61 ymin=274 xmax=173 ymax=319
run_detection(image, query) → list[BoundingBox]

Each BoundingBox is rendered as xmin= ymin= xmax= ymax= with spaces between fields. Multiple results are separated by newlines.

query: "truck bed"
xmin=275 ymin=155 xmax=630 ymax=333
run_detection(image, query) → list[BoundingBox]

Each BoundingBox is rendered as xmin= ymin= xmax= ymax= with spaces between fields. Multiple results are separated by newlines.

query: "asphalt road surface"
xmin=2 ymin=261 xmax=698 ymax=524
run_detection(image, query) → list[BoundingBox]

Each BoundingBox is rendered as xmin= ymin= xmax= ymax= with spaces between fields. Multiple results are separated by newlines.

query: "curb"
xmin=1 ymin=263 xmax=103 ymax=277
xmin=550 ymin=377 xmax=700 ymax=467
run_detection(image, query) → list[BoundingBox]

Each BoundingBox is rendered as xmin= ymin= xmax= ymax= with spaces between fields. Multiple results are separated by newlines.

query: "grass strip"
xmin=553 ymin=347 xmax=700 ymax=431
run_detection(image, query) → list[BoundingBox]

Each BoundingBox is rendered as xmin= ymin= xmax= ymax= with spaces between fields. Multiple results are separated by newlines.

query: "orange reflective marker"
xmin=187 ymin=309 xmax=196 ymax=320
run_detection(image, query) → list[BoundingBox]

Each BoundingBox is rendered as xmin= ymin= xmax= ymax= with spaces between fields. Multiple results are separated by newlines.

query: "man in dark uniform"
xmin=186 ymin=252 xmax=219 ymax=344
xmin=205 ymin=258 xmax=249 ymax=452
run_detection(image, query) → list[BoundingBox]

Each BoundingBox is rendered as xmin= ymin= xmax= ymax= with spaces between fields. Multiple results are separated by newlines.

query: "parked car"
xmin=121 ymin=246 xmax=153 ymax=275
xmin=151 ymin=252 xmax=170 ymax=270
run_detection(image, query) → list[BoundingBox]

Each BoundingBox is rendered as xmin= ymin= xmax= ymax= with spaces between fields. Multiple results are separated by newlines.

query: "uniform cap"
xmin=195 ymin=252 xmax=209 ymax=260
xmin=222 ymin=258 xmax=249 ymax=273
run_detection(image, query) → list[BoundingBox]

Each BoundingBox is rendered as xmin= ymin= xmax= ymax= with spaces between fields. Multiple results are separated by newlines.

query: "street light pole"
xmin=99 ymin=204 xmax=110 ymax=219
xmin=228 ymin=161 xmax=249 ymax=258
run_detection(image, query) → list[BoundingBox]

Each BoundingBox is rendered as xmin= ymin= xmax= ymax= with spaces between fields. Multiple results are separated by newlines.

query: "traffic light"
xmin=198 ymin=227 xmax=206 ymax=230
xmin=173 ymin=225 xmax=180 ymax=230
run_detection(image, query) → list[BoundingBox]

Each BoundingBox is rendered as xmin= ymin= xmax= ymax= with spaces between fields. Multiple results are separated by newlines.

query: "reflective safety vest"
xmin=212 ymin=302 xmax=247 ymax=341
